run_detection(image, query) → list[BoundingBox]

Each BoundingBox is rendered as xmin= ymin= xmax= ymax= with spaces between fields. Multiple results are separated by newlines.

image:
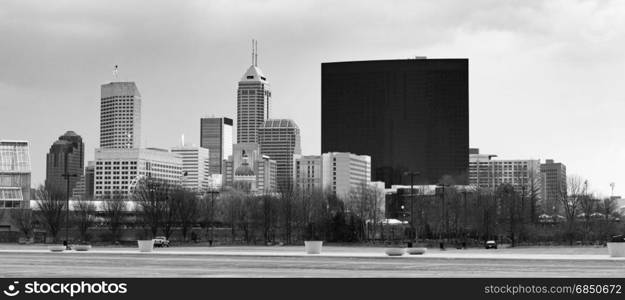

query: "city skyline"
xmin=1 ymin=0 xmax=624 ymax=196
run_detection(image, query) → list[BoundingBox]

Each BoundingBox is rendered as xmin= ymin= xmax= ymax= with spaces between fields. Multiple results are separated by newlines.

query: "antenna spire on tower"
xmin=251 ymin=39 xmax=255 ymax=66
xmin=113 ymin=65 xmax=119 ymax=81
xmin=255 ymin=40 xmax=258 ymax=67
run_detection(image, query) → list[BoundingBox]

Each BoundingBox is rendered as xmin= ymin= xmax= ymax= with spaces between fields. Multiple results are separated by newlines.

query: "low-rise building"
xmin=94 ymin=148 xmax=182 ymax=200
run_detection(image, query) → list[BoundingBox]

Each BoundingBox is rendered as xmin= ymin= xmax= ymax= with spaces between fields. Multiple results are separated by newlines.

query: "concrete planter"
xmin=385 ymin=248 xmax=405 ymax=256
xmin=18 ymin=237 xmax=34 ymax=244
xmin=48 ymin=245 xmax=66 ymax=252
xmin=73 ymin=245 xmax=92 ymax=251
xmin=137 ymin=240 xmax=155 ymax=252
xmin=406 ymin=247 xmax=427 ymax=255
xmin=607 ymin=243 xmax=625 ymax=257
xmin=304 ymin=241 xmax=323 ymax=254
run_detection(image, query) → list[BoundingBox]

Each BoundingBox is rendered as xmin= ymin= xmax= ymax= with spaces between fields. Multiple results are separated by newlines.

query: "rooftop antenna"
xmin=610 ymin=182 xmax=615 ymax=198
xmin=113 ymin=65 xmax=119 ymax=81
xmin=255 ymin=40 xmax=258 ymax=67
xmin=251 ymin=39 xmax=255 ymax=66
xmin=181 ymin=134 xmax=185 ymax=147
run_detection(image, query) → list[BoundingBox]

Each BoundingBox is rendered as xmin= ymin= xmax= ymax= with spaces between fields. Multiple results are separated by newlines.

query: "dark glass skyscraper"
xmin=322 ymin=59 xmax=469 ymax=187
xmin=45 ymin=131 xmax=84 ymax=197
xmin=200 ymin=117 xmax=233 ymax=174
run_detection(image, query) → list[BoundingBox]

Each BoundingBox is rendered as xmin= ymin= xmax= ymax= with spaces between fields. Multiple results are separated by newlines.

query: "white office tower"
xmin=100 ymin=82 xmax=142 ymax=149
xmin=94 ymin=148 xmax=182 ymax=200
xmin=469 ymin=148 xmax=542 ymax=195
xmin=237 ymin=40 xmax=271 ymax=144
xmin=322 ymin=152 xmax=371 ymax=198
xmin=293 ymin=152 xmax=371 ymax=199
xmin=171 ymin=146 xmax=210 ymax=192
xmin=293 ymin=155 xmax=323 ymax=193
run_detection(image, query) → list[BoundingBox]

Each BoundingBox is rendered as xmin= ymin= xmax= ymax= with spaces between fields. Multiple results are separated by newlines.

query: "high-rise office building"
xmin=72 ymin=161 xmax=95 ymax=200
xmin=100 ymin=82 xmax=142 ymax=149
xmin=469 ymin=148 xmax=542 ymax=195
xmin=45 ymin=131 xmax=84 ymax=198
xmin=294 ymin=152 xmax=371 ymax=198
xmin=322 ymin=152 xmax=371 ymax=198
xmin=94 ymin=148 xmax=182 ymax=200
xmin=540 ymin=159 xmax=567 ymax=214
xmin=237 ymin=47 xmax=271 ymax=144
xmin=0 ymin=140 xmax=31 ymax=210
xmin=321 ymin=58 xmax=469 ymax=187
xmin=255 ymin=155 xmax=278 ymax=194
xmin=171 ymin=146 xmax=210 ymax=192
xmin=293 ymin=155 xmax=323 ymax=193
xmin=258 ymin=119 xmax=301 ymax=191
xmin=200 ymin=117 xmax=233 ymax=174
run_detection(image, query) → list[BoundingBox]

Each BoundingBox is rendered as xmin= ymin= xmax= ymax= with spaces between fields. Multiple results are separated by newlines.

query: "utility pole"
xmin=61 ymin=150 xmax=78 ymax=250
xmin=404 ymin=171 xmax=420 ymax=246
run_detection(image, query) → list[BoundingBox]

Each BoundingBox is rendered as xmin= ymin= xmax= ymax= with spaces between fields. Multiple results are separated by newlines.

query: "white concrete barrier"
xmin=137 ymin=240 xmax=155 ymax=252
xmin=304 ymin=241 xmax=323 ymax=254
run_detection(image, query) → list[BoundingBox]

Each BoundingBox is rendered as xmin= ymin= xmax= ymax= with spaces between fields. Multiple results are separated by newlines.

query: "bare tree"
xmin=578 ymin=191 xmax=596 ymax=243
xmin=10 ymin=208 xmax=34 ymax=239
xmin=598 ymin=197 xmax=618 ymax=240
xmin=162 ymin=189 xmax=178 ymax=240
xmin=174 ymin=188 xmax=199 ymax=242
xmin=216 ymin=187 xmax=247 ymax=243
xmin=497 ymin=183 xmax=519 ymax=247
xmin=34 ymin=184 xmax=65 ymax=243
xmin=102 ymin=194 xmax=127 ymax=242
xmin=300 ymin=188 xmax=328 ymax=241
xmin=198 ymin=191 xmax=218 ymax=243
xmin=347 ymin=183 xmax=384 ymax=242
xmin=257 ymin=194 xmax=278 ymax=244
xmin=133 ymin=177 xmax=173 ymax=239
xmin=279 ymin=189 xmax=296 ymax=244
xmin=73 ymin=198 xmax=96 ymax=242
xmin=558 ymin=175 xmax=586 ymax=245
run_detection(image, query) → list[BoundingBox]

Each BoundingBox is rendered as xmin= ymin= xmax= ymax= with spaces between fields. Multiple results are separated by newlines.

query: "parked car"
xmin=153 ymin=236 xmax=170 ymax=247
xmin=485 ymin=240 xmax=497 ymax=249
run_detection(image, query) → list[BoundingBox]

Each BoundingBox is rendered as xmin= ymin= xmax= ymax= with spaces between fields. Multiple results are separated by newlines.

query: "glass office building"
xmin=322 ymin=59 xmax=469 ymax=187
xmin=0 ymin=140 xmax=31 ymax=209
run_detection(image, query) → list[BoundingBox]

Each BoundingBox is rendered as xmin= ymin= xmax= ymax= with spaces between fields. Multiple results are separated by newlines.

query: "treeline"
xmin=13 ymin=178 xmax=385 ymax=245
xmin=390 ymin=175 xmax=623 ymax=246
xmin=11 ymin=175 xmax=625 ymax=246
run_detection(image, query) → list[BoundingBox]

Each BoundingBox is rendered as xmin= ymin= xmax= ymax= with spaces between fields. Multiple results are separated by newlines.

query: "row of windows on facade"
xmin=100 ymin=105 xmax=136 ymax=110
xmin=96 ymin=174 xmax=136 ymax=180
xmin=469 ymin=164 xmax=531 ymax=168
xmin=96 ymin=166 xmax=137 ymax=171
xmin=0 ymin=200 xmax=22 ymax=208
xmin=96 ymin=182 xmax=131 ymax=188
xmin=101 ymin=118 xmax=135 ymax=123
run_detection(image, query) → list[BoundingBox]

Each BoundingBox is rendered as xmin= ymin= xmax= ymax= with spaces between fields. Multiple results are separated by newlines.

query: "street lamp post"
xmin=403 ymin=171 xmax=420 ymax=246
xmin=438 ymin=182 xmax=450 ymax=250
xmin=206 ymin=188 xmax=219 ymax=246
xmin=61 ymin=150 xmax=78 ymax=250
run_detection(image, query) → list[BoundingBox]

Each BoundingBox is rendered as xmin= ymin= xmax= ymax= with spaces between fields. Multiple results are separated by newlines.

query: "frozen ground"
xmin=0 ymin=244 xmax=623 ymax=277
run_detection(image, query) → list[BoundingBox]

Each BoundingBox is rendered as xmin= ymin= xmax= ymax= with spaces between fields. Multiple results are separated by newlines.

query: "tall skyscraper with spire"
xmin=100 ymin=80 xmax=142 ymax=149
xmin=237 ymin=40 xmax=271 ymax=144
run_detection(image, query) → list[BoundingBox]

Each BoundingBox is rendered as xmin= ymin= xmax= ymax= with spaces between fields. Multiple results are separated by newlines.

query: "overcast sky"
xmin=1 ymin=0 xmax=624 ymax=196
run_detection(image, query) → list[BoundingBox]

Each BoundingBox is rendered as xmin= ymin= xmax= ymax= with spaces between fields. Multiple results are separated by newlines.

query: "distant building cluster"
xmin=2 ymin=43 xmax=609 ymax=232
